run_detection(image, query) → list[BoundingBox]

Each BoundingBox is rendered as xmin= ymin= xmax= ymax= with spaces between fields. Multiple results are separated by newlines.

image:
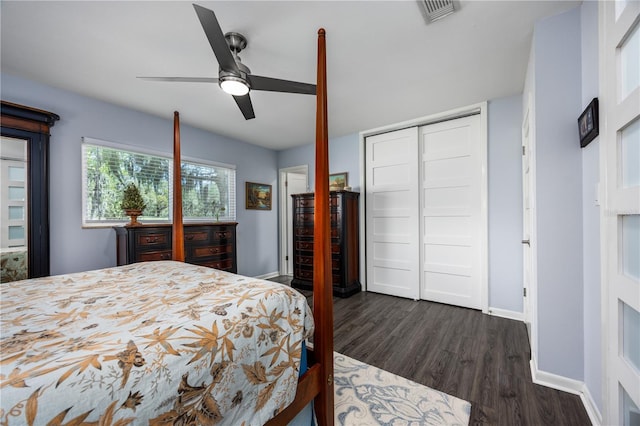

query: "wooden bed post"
xmin=313 ymin=28 xmax=334 ymax=425
xmin=264 ymin=28 xmax=333 ymax=426
xmin=172 ymin=111 xmax=185 ymax=261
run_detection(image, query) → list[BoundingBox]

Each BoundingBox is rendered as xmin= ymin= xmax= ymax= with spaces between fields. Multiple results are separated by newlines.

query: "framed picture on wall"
xmin=246 ymin=182 xmax=272 ymax=210
xmin=329 ymin=172 xmax=348 ymax=190
xmin=578 ymin=98 xmax=599 ymax=148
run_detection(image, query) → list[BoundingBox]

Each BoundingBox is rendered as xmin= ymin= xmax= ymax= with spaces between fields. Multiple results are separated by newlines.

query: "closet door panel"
xmin=365 ymin=128 xmax=420 ymax=299
xmin=419 ymin=115 xmax=483 ymax=309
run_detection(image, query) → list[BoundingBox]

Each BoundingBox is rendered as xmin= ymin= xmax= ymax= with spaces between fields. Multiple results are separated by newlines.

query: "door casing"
xmin=278 ymin=165 xmax=309 ymax=275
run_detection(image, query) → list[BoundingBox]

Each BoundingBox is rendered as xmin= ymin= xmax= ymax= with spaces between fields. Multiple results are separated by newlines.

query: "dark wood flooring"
xmin=268 ymin=275 xmax=591 ymax=425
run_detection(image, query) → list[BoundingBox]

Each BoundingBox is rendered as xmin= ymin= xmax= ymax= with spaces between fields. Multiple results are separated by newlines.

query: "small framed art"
xmin=246 ymin=182 xmax=272 ymax=210
xmin=578 ymin=98 xmax=599 ymax=148
xmin=329 ymin=172 xmax=348 ymax=190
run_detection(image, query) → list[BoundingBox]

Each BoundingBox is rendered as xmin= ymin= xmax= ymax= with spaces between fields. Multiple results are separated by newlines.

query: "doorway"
xmin=278 ymin=165 xmax=309 ymax=275
xmin=522 ymin=99 xmax=536 ymax=353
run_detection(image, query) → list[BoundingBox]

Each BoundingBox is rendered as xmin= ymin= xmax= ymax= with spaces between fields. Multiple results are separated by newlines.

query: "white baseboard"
xmin=580 ymin=382 xmax=603 ymax=426
xmin=530 ymin=355 xmax=602 ymax=426
xmin=530 ymin=355 xmax=583 ymax=395
xmin=254 ymin=271 xmax=280 ymax=280
xmin=487 ymin=307 xmax=524 ymax=321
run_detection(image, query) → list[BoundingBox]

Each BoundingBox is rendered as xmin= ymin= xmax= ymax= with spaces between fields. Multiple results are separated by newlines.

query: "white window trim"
xmin=81 ymin=137 xmax=236 ymax=228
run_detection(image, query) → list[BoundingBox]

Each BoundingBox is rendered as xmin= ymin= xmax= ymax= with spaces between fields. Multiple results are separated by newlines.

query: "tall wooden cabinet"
xmin=291 ymin=191 xmax=361 ymax=297
xmin=114 ymin=222 xmax=237 ymax=273
xmin=1 ymin=101 xmax=59 ymax=281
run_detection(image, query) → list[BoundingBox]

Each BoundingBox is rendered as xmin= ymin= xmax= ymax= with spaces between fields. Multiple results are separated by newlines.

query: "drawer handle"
xmin=186 ymin=235 xmax=194 ymax=240
xmin=210 ymin=248 xmax=221 ymax=254
xmin=146 ymin=237 xmax=158 ymax=243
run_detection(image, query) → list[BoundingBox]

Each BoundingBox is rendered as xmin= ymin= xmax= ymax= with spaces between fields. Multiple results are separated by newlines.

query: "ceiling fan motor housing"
xmin=219 ymin=32 xmax=251 ymax=93
xmin=219 ymin=59 xmax=251 ymax=93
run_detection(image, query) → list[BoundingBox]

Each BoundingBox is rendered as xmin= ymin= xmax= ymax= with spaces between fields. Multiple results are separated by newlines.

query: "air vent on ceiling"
xmin=421 ymin=0 xmax=455 ymax=23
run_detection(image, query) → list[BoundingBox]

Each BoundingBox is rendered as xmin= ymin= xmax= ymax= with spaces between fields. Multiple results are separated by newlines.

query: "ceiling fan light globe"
xmin=220 ymin=78 xmax=250 ymax=96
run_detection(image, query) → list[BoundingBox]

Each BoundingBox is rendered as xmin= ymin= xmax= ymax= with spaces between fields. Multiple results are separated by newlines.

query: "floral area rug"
xmin=333 ymin=352 xmax=471 ymax=425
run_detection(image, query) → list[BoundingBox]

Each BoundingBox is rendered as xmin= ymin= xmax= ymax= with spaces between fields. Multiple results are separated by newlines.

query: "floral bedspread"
xmin=0 ymin=261 xmax=313 ymax=425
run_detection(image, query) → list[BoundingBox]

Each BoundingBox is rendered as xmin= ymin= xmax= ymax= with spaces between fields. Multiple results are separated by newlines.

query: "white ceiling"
xmin=1 ymin=1 xmax=579 ymax=150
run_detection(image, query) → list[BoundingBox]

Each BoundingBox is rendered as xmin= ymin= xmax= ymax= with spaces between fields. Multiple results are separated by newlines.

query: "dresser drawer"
xmin=295 ymin=268 xmax=313 ymax=280
xmin=293 ymin=195 xmax=340 ymax=209
xmin=199 ymin=258 xmax=233 ymax=271
xmin=295 ymin=227 xmax=314 ymax=237
xmin=294 ymin=267 xmax=341 ymax=286
xmin=185 ymin=230 xmax=209 ymax=242
xmin=192 ymin=244 xmax=233 ymax=258
xmin=296 ymin=255 xmax=313 ymax=266
xmin=212 ymin=229 xmax=235 ymax=241
xmin=295 ymin=241 xmax=342 ymax=254
xmin=136 ymin=231 xmax=170 ymax=247
xmin=138 ymin=250 xmax=172 ymax=261
xmin=296 ymin=212 xmax=314 ymax=224
xmin=296 ymin=241 xmax=314 ymax=251
xmin=295 ymin=196 xmax=315 ymax=209
xmin=296 ymin=256 xmax=340 ymax=269
xmin=332 ymin=257 xmax=341 ymax=270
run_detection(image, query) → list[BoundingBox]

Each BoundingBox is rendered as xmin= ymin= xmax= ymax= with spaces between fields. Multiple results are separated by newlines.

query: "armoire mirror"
xmin=1 ymin=101 xmax=59 ymax=282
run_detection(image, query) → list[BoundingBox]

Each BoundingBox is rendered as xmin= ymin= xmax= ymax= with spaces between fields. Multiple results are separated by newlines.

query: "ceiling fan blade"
xmin=249 ymin=75 xmax=316 ymax=95
xmin=138 ymin=77 xmax=218 ymax=83
xmin=233 ymin=94 xmax=255 ymax=120
xmin=192 ymin=4 xmax=239 ymax=73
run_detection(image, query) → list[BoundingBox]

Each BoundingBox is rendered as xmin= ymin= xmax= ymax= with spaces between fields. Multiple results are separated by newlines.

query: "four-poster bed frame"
xmin=171 ymin=29 xmax=334 ymax=425
xmin=0 ymin=28 xmax=331 ymax=426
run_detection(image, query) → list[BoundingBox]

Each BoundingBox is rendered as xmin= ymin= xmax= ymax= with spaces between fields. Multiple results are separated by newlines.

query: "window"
xmin=82 ymin=138 xmax=236 ymax=226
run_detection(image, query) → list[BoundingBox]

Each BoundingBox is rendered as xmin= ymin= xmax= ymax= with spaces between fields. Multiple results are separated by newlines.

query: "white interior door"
xmin=365 ymin=128 xmax=420 ymax=299
xmin=419 ymin=115 xmax=483 ymax=309
xmin=522 ymin=103 xmax=534 ymax=343
xmin=278 ymin=166 xmax=308 ymax=276
xmin=601 ymin=1 xmax=640 ymax=424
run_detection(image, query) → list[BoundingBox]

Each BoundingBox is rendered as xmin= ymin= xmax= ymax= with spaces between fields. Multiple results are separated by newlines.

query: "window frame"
xmin=81 ymin=137 xmax=236 ymax=228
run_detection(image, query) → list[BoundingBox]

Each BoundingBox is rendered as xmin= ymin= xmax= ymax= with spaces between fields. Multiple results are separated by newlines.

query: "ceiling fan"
xmin=139 ymin=4 xmax=316 ymax=120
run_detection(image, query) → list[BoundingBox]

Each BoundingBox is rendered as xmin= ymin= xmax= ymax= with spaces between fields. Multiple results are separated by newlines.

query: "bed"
xmin=0 ymin=29 xmax=334 ymax=425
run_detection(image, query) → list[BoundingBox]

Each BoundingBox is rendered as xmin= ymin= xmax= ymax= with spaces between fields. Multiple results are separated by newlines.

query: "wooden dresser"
xmin=291 ymin=191 xmax=361 ymax=297
xmin=114 ymin=222 xmax=237 ymax=273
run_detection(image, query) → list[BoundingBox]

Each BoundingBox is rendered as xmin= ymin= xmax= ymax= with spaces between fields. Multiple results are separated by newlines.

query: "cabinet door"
xmin=1 ymin=102 xmax=58 ymax=282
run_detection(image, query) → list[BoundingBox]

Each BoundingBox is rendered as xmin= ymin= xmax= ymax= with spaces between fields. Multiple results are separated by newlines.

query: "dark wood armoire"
xmin=291 ymin=190 xmax=361 ymax=297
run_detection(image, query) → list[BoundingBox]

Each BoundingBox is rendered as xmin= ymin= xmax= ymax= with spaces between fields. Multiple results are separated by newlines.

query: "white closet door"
xmin=365 ymin=128 xmax=420 ymax=299
xmin=419 ymin=115 xmax=483 ymax=309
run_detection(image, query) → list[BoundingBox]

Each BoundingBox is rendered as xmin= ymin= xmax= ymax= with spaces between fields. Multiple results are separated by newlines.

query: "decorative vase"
xmin=125 ymin=209 xmax=143 ymax=226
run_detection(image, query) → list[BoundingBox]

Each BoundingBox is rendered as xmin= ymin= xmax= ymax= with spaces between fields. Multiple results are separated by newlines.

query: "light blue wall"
xmin=1 ymin=72 xmax=279 ymax=277
xmin=580 ymin=0 xmax=602 ymax=413
xmin=279 ymin=98 xmax=525 ymax=313
xmin=533 ymin=7 xmax=584 ymax=380
xmin=488 ymin=95 xmax=523 ymax=313
xmin=277 ymin=133 xmax=361 ymax=192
